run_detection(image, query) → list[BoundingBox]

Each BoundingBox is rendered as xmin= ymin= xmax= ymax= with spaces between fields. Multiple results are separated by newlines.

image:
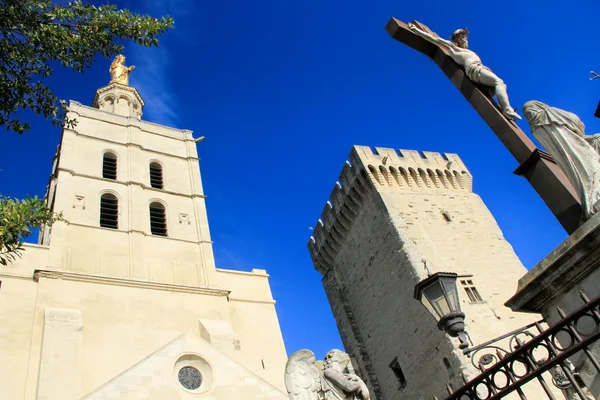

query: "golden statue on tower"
xmin=109 ymin=54 xmax=135 ymax=85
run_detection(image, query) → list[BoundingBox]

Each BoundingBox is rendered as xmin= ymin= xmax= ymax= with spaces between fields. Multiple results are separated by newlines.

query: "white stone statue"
xmin=284 ymin=349 xmax=370 ymax=400
xmin=408 ymin=23 xmax=521 ymax=121
xmin=523 ymin=101 xmax=600 ymax=220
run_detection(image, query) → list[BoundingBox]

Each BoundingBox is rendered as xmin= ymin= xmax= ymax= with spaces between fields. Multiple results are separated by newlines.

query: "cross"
xmin=593 ymin=72 xmax=600 ymax=119
xmin=385 ymin=18 xmax=582 ymax=234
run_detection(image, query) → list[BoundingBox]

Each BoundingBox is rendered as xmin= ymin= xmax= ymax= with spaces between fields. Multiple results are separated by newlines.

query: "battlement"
xmin=351 ymin=146 xmax=472 ymax=192
xmin=308 ymin=145 xmax=474 ymax=274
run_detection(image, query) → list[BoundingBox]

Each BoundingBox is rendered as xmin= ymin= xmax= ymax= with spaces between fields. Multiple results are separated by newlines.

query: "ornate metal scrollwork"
xmin=444 ymin=291 xmax=600 ymax=400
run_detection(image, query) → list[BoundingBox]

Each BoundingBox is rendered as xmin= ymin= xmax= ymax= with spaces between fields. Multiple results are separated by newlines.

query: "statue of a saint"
xmin=109 ymin=54 xmax=135 ymax=85
xmin=285 ymin=349 xmax=370 ymax=400
xmin=523 ymin=101 xmax=600 ymax=220
xmin=408 ymin=23 xmax=521 ymax=121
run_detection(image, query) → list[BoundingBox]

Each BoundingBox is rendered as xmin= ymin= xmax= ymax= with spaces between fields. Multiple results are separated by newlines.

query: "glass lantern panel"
xmin=423 ymin=281 xmax=450 ymax=318
xmin=441 ymin=277 xmax=461 ymax=313
xmin=420 ymin=293 xmax=438 ymax=320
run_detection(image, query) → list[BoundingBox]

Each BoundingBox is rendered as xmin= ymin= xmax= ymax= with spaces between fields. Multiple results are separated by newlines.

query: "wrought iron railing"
xmin=441 ymin=291 xmax=600 ymax=400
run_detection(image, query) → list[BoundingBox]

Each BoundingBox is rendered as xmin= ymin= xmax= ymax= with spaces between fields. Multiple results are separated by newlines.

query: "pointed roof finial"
xmin=422 ymin=258 xmax=431 ymax=277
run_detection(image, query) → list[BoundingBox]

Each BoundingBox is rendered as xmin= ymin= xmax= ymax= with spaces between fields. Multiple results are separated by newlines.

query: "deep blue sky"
xmin=1 ymin=0 xmax=598 ymax=361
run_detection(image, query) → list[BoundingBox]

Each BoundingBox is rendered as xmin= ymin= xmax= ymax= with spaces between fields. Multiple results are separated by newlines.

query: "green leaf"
xmin=0 ymin=0 xmax=174 ymax=134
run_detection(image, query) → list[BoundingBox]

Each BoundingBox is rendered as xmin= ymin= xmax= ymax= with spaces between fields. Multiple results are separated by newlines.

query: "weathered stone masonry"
xmin=308 ymin=145 xmax=541 ymax=400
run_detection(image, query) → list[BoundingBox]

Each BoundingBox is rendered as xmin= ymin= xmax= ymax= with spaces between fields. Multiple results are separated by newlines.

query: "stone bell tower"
xmin=0 ymin=56 xmax=288 ymax=400
xmin=308 ymin=145 xmax=540 ymax=400
xmin=40 ymin=62 xmax=217 ymax=284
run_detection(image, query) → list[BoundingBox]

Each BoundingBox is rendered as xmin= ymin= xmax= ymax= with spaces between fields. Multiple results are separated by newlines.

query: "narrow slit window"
xmin=443 ymin=357 xmax=455 ymax=378
xmin=100 ymin=193 xmax=118 ymax=229
xmin=389 ymin=357 xmax=407 ymax=391
xmin=149 ymin=202 xmax=167 ymax=236
xmin=102 ymin=152 xmax=117 ymax=180
xmin=441 ymin=211 xmax=452 ymax=222
xmin=149 ymin=162 xmax=163 ymax=189
xmin=460 ymin=279 xmax=484 ymax=302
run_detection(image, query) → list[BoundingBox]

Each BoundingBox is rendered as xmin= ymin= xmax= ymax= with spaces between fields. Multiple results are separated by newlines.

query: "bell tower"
xmin=0 ymin=55 xmax=289 ymax=399
xmin=41 ymin=58 xmax=217 ymax=287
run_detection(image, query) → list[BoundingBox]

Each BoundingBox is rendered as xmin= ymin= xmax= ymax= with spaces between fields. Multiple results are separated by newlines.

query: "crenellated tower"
xmin=308 ymin=145 xmax=539 ymax=400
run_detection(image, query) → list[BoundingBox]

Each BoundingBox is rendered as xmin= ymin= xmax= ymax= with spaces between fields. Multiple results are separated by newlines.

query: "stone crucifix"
xmin=408 ymin=23 xmax=521 ymax=121
xmin=385 ymin=19 xmax=583 ymax=234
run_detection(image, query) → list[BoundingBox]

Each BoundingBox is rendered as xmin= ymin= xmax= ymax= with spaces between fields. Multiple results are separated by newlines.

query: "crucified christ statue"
xmin=408 ymin=23 xmax=521 ymax=121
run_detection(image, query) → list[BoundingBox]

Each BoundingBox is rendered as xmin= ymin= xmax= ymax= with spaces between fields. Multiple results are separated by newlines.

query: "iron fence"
xmin=441 ymin=291 xmax=600 ymax=400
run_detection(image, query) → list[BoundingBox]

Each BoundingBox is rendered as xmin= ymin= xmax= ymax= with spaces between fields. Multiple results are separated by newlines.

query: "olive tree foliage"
xmin=0 ymin=0 xmax=173 ymax=265
xmin=0 ymin=0 xmax=174 ymax=134
xmin=0 ymin=196 xmax=63 ymax=266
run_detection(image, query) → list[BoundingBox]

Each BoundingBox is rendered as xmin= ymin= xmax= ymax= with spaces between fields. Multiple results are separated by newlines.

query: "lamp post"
xmin=413 ymin=272 xmax=469 ymax=349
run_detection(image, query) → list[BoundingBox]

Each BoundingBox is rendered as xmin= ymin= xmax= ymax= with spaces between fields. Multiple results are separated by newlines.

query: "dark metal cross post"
xmin=385 ymin=18 xmax=583 ymax=234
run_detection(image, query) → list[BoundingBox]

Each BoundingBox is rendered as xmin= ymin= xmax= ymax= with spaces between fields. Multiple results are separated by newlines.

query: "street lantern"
xmin=413 ymin=272 xmax=469 ymax=349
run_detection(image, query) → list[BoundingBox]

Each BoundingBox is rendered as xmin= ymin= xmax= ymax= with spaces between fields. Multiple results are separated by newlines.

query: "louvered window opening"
xmin=100 ymin=194 xmax=118 ymax=229
xmin=103 ymin=153 xmax=117 ymax=180
xmin=149 ymin=203 xmax=167 ymax=236
xmin=149 ymin=163 xmax=163 ymax=189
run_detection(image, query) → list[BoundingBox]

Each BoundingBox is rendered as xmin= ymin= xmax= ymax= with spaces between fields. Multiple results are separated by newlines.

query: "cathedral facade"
xmin=0 ymin=76 xmax=288 ymax=399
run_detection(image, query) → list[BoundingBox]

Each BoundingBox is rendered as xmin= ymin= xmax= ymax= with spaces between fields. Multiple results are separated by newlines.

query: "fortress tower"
xmin=308 ymin=145 xmax=540 ymax=399
xmin=0 ymin=77 xmax=288 ymax=399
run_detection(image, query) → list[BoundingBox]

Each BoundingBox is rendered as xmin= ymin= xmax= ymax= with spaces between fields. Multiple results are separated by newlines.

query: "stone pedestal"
xmin=505 ymin=212 xmax=600 ymax=318
xmin=92 ymin=82 xmax=144 ymax=119
xmin=505 ymin=212 xmax=600 ymax=396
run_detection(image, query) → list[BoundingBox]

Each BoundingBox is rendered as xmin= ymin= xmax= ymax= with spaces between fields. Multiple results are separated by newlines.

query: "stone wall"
xmin=0 ymin=84 xmax=288 ymax=399
xmin=309 ymin=145 xmax=542 ymax=399
xmin=45 ymin=99 xmax=216 ymax=286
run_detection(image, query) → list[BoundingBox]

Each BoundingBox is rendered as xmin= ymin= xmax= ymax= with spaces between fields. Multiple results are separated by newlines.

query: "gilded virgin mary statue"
xmin=109 ymin=54 xmax=135 ymax=85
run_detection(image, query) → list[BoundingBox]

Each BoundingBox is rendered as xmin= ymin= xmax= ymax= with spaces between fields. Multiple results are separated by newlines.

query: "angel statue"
xmin=109 ymin=54 xmax=135 ymax=85
xmin=408 ymin=23 xmax=521 ymax=121
xmin=284 ymin=349 xmax=370 ymax=400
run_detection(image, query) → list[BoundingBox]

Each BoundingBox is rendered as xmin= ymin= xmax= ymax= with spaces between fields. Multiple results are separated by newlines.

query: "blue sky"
xmin=1 ymin=0 xmax=599 ymax=361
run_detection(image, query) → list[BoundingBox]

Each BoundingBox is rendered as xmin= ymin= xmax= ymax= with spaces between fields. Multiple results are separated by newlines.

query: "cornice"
xmin=67 ymin=102 xmax=193 ymax=139
xmin=65 ymin=130 xmax=200 ymax=162
xmin=57 ymin=167 xmax=207 ymax=199
xmin=228 ymin=296 xmax=276 ymax=305
xmin=92 ymin=83 xmax=145 ymax=108
xmin=34 ymin=269 xmax=230 ymax=297
xmin=63 ymin=221 xmax=215 ymax=245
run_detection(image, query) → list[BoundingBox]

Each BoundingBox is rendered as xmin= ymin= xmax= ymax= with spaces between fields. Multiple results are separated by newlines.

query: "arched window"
xmin=379 ymin=166 xmax=389 ymax=185
xmin=149 ymin=162 xmax=164 ymax=189
xmin=436 ymin=170 xmax=448 ymax=188
xmin=149 ymin=202 xmax=167 ymax=236
xmin=453 ymin=171 xmax=463 ymax=189
xmin=102 ymin=152 xmax=117 ymax=180
xmin=100 ymin=193 xmax=118 ymax=229
xmin=445 ymin=170 xmax=457 ymax=189
xmin=368 ymin=165 xmax=382 ymax=185
xmin=427 ymin=169 xmax=439 ymax=188
xmin=409 ymin=168 xmax=419 ymax=186
xmin=418 ymin=168 xmax=429 ymax=187
xmin=399 ymin=168 xmax=410 ymax=186
xmin=389 ymin=167 xmax=401 ymax=186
